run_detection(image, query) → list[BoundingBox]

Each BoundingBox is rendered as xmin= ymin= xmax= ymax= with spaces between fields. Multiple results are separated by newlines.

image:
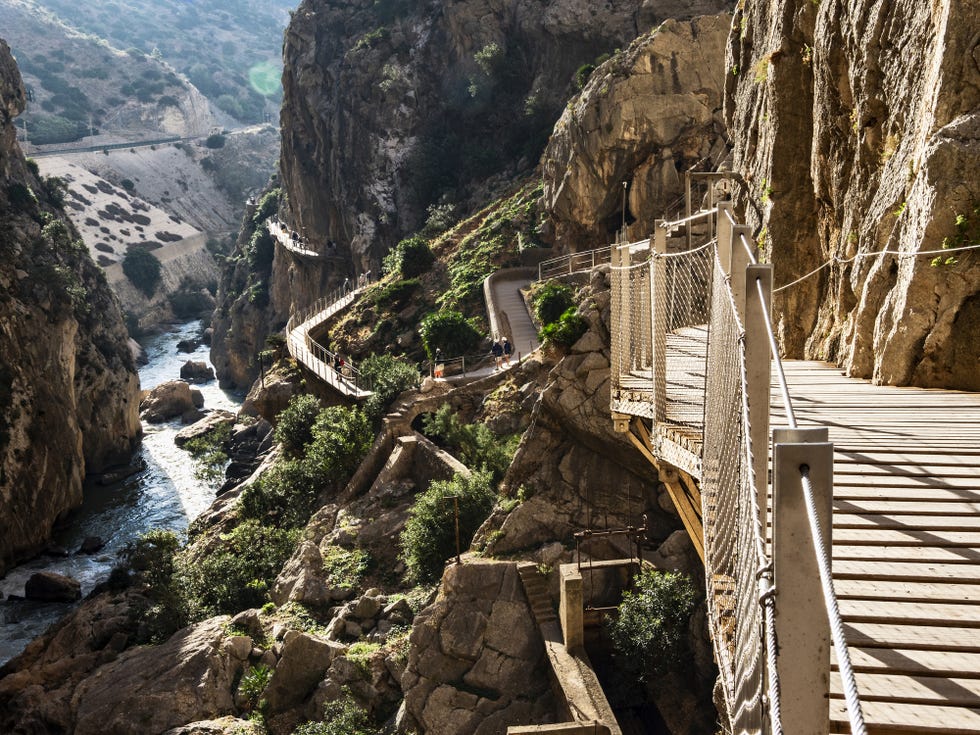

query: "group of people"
xmin=490 ymin=336 xmax=513 ymax=370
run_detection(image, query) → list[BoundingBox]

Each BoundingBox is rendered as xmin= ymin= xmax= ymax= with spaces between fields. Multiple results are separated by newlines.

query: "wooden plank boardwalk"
xmin=776 ymin=361 xmax=980 ymax=734
xmin=615 ymin=340 xmax=980 ymax=733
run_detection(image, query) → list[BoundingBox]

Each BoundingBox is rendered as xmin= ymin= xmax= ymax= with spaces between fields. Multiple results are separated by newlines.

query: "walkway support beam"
xmin=772 ymin=427 xmax=833 ymax=735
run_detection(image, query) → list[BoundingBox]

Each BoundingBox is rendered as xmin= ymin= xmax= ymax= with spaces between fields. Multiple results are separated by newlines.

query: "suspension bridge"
xmin=604 ymin=203 xmax=980 ymax=734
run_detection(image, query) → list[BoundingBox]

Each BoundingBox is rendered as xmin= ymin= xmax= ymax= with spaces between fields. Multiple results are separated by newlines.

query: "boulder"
xmin=262 ymin=631 xmax=344 ymax=714
xmin=174 ymin=410 xmax=236 ymax=447
xmin=24 ymin=571 xmax=81 ymax=602
xmin=180 ymin=360 xmax=215 ymax=383
xmin=140 ymin=381 xmax=198 ymax=423
xmin=78 ymin=536 xmax=105 ymax=555
xmin=176 ymin=338 xmax=200 ymax=353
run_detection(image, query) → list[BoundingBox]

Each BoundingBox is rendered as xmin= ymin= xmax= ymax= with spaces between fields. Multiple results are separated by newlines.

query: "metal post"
xmin=685 ymin=171 xmax=692 ymax=250
xmin=730 ymin=225 xmax=754 ymax=321
xmin=717 ymin=202 xmax=734 ymax=276
xmin=773 ymin=426 xmax=833 ymax=735
xmin=651 ymin=225 xmax=667 ymax=423
xmin=453 ymin=495 xmax=461 ymax=564
xmin=745 ymin=264 xmax=772 ymax=516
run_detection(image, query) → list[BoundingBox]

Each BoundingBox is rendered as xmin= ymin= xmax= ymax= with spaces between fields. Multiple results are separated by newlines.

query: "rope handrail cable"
xmin=755 ymin=277 xmax=797 ymax=429
xmin=738 ymin=232 xmax=759 ymax=265
xmin=654 ymin=239 xmax=716 ymax=259
xmin=772 ymin=241 xmax=980 ymax=293
xmin=658 ymin=206 xmax=719 ymax=230
xmin=800 ymin=466 xmax=868 ymax=735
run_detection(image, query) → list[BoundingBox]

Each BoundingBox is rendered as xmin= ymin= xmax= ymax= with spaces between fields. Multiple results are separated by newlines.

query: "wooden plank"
xmin=833 ymin=546 xmax=980 ymax=564
xmin=833 ymin=514 xmax=980 ymax=531
xmin=831 ymin=671 xmax=980 ymax=706
xmin=833 ymin=523 xmax=980 ymax=558
xmin=829 ymin=700 xmax=980 ymax=735
xmin=834 ymin=579 xmax=980 ymax=604
xmin=837 ymin=647 xmax=980 ymax=678
xmin=834 ymin=501 xmax=980 ymax=515
xmin=844 ymin=622 xmax=980 ymax=652
xmin=834 ymin=561 xmax=980 ymax=582
xmin=839 ymin=599 xmax=980 ymax=627
xmin=831 ymin=488 xmax=980 ymax=503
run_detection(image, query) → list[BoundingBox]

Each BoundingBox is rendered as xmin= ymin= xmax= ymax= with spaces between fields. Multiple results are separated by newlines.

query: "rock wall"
xmin=0 ymin=39 xmax=141 ymax=574
xmin=541 ymin=13 xmax=732 ymax=251
xmin=279 ymin=0 xmax=733 ymax=273
xmin=726 ymin=0 xmax=980 ymax=388
xmin=399 ymin=561 xmax=555 ymax=734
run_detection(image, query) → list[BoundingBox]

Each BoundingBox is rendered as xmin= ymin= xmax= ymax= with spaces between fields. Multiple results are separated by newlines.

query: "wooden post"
xmin=772 ymin=426 xmax=833 ymax=735
xmin=745 ymin=264 xmax=772 ymax=516
xmin=651 ymin=225 xmax=667 ymax=422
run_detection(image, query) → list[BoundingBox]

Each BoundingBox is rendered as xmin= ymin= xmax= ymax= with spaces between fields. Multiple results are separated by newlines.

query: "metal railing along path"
xmin=285 ymin=283 xmax=373 ymax=397
xmin=269 ymin=218 xmax=345 ymax=260
xmin=608 ymin=202 xmax=869 ymax=734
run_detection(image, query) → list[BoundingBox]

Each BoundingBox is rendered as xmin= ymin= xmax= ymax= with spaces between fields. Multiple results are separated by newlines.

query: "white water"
xmin=0 ymin=321 xmax=243 ymax=665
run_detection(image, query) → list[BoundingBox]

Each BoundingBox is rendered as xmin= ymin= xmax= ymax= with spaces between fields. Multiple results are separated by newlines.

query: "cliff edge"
xmin=0 ymin=39 xmax=141 ymax=573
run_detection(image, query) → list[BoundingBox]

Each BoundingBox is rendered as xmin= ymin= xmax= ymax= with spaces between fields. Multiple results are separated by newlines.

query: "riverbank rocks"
xmin=140 ymin=380 xmax=200 ymax=422
xmin=400 ymin=561 xmax=555 ymax=734
xmin=24 ymin=571 xmax=81 ymax=602
xmin=180 ymin=360 xmax=216 ymax=383
xmin=78 ymin=536 xmax=104 ymax=555
xmin=174 ymin=410 xmax=236 ymax=447
xmin=163 ymin=718 xmax=264 ymax=735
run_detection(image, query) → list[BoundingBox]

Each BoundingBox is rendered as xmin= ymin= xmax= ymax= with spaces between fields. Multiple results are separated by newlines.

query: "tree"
xmin=122 ymin=247 xmax=162 ymax=297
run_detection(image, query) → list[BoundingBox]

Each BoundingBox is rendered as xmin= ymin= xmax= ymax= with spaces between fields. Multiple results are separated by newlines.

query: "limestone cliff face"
xmin=726 ymin=1 xmax=980 ymax=388
xmin=541 ymin=13 xmax=732 ymax=251
xmin=279 ymin=0 xmax=733 ymax=274
xmin=0 ymin=40 xmax=141 ymax=573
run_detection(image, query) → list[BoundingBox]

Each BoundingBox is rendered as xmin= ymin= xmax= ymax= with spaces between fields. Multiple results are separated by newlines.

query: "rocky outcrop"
xmin=140 ymin=380 xmax=202 ymax=423
xmin=541 ymin=13 xmax=732 ymax=250
xmin=24 ymin=571 xmax=82 ymax=602
xmin=279 ymin=0 xmax=732 ymax=274
xmin=399 ymin=561 xmax=555 ymax=734
xmin=726 ymin=0 xmax=980 ymax=389
xmin=479 ymin=271 xmax=684 ymax=558
xmin=0 ymin=40 xmax=141 ymax=574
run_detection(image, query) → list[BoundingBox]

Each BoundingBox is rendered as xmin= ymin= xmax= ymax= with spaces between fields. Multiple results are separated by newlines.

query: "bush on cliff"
xmin=400 ymin=471 xmax=495 ymax=583
xmin=540 ymin=307 xmax=587 ymax=349
xmin=274 ymin=393 xmax=321 ymax=457
xmin=422 ymin=403 xmax=519 ymax=482
xmin=295 ymin=694 xmax=381 ymax=735
xmin=607 ymin=568 xmax=698 ymax=681
xmin=122 ymin=246 xmax=162 ymax=297
xmin=532 ymin=281 xmax=574 ymax=326
xmin=419 ymin=309 xmax=482 ymax=359
xmin=383 ymin=235 xmax=435 ymax=278
xmin=358 ymin=353 xmax=420 ymax=427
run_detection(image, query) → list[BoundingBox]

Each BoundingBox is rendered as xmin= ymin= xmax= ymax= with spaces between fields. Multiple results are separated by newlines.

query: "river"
xmin=0 ymin=321 xmax=243 ymax=665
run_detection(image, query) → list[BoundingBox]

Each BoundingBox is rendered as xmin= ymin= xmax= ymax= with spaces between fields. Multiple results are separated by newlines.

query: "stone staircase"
xmin=517 ymin=562 xmax=558 ymax=627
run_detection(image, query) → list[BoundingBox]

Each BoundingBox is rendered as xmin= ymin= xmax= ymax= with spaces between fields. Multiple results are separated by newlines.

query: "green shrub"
xmin=382 ymin=235 xmax=435 ymax=278
xmin=294 ymin=694 xmax=380 ymax=735
xmin=122 ymin=247 xmax=162 ymax=297
xmin=205 ymin=133 xmax=226 ymax=149
xmin=575 ymin=63 xmax=596 ymax=89
xmin=359 ymin=354 xmax=420 ymax=426
xmin=240 ymin=458 xmax=320 ymax=529
xmin=168 ymin=289 xmax=213 ymax=318
xmin=252 ymin=187 xmax=280 ymax=225
xmin=247 ymin=224 xmax=275 ymax=272
xmin=125 ymin=529 xmax=189 ymax=642
xmin=400 ymin=471 xmax=496 ymax=583
xmin=177 ymin=519 xmax=299 ymax=617
xmin=419 ymin=310 xmax=482 ymax=359
xmin=182 ymin=421 xmax=231 ymax=486
xmin=6 ymin=183 xmax=36 ymax=210
xmin=422 ymin=404 xmax=518 ymax=482
xmin=274 ymin=394 xmax=322 ymax=457
xmin=532 ymin=281 xmax=575 ymax=325
xmin=607 ymin=569 xmax=698 ymax=680
xmin=322 ymin=545 xmax=371 ymax=590
xmin=370 ymin=278 xmax=419 ymax=310
xmin=238 ymin=663 xmax=272 ymax=710
xmin=305 ymin=406 xmax=373 ymax=481
xmin=540 ymin=307 xmax=587 ymax=349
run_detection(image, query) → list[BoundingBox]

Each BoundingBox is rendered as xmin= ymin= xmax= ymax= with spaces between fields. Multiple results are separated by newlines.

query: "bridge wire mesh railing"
xmin=700 ymin=250 xmax=781 ymax=734
xmin=653 ymin=240 xmax=715 ymax=432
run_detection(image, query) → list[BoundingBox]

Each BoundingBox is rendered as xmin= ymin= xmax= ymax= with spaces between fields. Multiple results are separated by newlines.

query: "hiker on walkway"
xmin=491 ymin=338 xmax=504 ymax=370
xmin=434 ymin=348 xmax=444 ymax=379
xmin=502 ymin=337 xmax=513 ymax=366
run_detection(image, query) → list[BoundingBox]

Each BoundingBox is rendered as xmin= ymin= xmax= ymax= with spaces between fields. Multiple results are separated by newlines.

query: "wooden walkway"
xmin=614 ymin=336 xmax=980 ymax=734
